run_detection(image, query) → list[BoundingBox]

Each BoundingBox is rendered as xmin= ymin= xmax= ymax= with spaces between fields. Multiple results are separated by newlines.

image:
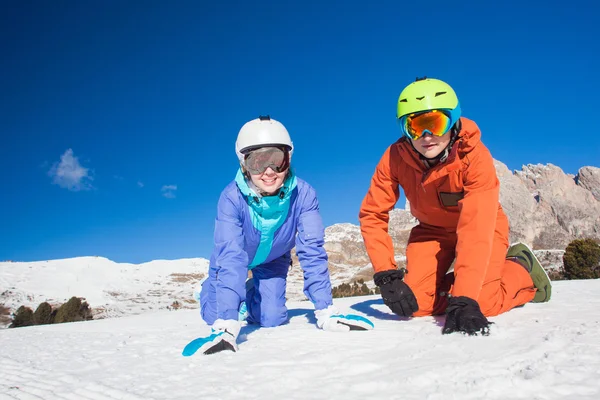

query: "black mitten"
xmin=374 ymin=269 xmax=418 ymax=317
xmin=442 ymin=296 xmax=492 ymax=336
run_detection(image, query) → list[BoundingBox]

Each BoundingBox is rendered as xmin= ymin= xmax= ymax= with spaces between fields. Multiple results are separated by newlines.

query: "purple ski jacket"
xmin=207 ymin=169 xmax=333 ymax=320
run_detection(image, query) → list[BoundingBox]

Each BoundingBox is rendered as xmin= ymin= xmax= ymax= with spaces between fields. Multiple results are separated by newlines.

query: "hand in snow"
xmin=442 ymin=296 xmax=492 ymax=336
xmin=374 ymin=269 xmax=419 ymax=317
xmin=315 ymin=305 xmax=374 ymax=332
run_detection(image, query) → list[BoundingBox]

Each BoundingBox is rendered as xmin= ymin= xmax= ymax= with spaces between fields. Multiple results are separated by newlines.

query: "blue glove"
xmin=182 ymin=319 xmax=241 ymax=356
xmin=315 ymin=305 xmax=374 ymax=332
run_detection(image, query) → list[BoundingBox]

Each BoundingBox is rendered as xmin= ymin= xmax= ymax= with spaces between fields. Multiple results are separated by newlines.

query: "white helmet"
xmin=235 ymin=116 xmax=294 ymax=161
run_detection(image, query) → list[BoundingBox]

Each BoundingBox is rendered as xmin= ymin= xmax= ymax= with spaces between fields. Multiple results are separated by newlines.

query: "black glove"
xmin=374 ymin=269 xmax=418 ymax=317
xmin=442 ymin=296 xmax=492 ymax=336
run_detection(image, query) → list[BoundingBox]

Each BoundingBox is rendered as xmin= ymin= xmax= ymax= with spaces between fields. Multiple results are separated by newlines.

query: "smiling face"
xmin=243 ymin=146 xmax=290 ymax=194
xmin=249 ymin=167 xmax=287 ymax=194
xmin=410 ymin=131 xmax=452 ymax=159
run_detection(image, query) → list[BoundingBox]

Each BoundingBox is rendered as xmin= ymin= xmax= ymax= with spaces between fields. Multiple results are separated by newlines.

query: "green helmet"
xmin=396 ymin=78 xmax=460 ymax=120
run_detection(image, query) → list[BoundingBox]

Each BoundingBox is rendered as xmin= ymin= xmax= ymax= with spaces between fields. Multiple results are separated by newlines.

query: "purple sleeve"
xmin=295 ymin=186 xmax=333 ymax=311
xmin=211 ymin=190 xmax=248 ymax=320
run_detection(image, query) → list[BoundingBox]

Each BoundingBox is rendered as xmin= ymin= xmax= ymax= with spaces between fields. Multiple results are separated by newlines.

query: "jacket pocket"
xmin=438 ymin=191 xmax=464 ymax=207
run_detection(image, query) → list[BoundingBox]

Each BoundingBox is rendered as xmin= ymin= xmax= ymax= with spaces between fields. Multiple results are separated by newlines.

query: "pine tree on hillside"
xmin=33 ymin=302 xmax=54 ymax=325
xmin=332 ymin=279 xmax=376 ymax=298
xmin=54 ymin=297 xmax=89 ymax=323
xmin=563 ymin=238 xmax=600 ymax=280
xmin=10 ymin=306 xmax=34 ymax=328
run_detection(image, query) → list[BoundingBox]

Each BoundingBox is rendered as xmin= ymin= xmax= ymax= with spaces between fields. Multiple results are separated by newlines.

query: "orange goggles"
xmin=400 ymin=109 xmax=453 ymax=140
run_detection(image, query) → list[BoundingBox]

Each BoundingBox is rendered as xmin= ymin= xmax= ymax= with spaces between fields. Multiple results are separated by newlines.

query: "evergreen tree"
xmin=562 ymin=238 xmax=600 ymax=280
xmin=54 ymin=297 xmax=84 ymax=323
xmin=33 ymin=302 xmax=54 ymax=325
xmin=10 ymin=306 xmax=33 ymax=328
xmin=332 ymin=280 xmax=376 ymax=298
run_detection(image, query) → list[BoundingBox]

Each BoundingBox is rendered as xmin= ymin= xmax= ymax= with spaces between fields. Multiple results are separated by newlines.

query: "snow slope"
xmin=2 ymin=279 xmax=599 ymax=400
xmin=0 ymin=257 xmax=211 ymax=321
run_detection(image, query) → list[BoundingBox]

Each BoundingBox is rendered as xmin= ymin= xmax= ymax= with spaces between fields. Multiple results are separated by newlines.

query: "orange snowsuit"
xmin=359 ymin=118 xmax=536 ymax=317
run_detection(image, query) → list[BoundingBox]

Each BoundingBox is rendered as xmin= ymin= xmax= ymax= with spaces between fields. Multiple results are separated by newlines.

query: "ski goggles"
xmin=243 ymin=146 xmax=290 ymax=175
xmin=399 ymin=109 xmax=453 ymax=140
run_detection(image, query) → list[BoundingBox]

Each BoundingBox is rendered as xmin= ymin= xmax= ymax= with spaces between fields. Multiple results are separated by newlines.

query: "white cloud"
xmin=48 ymin=149 xmax=93 ymax=191
xmin=161 ymin=184 xmax=177 ymax=199
xmin=137 ymin=181 xmax=144 ymax=188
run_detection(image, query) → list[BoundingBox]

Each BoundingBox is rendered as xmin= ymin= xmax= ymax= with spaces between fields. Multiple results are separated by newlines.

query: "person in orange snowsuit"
xmin=359 ymin=77 xmax=552 ymax=335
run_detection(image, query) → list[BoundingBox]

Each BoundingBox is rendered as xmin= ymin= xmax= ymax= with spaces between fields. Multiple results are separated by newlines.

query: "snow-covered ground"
xmin=1 ymin=279 xmax=599 ymax=400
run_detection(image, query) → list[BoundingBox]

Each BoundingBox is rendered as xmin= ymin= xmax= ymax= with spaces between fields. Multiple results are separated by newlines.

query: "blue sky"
xmin=2 ymin=0 xmax=599 ymax=263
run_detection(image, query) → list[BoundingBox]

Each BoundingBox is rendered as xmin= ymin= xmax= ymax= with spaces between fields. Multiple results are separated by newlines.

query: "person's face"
xmin=403 ymin=109 xmax=454 ymax=159
xmin=244 ymin=147 xmax=290 ymax=194
xmin=410 ymin=131 xmax=452 ymax=159
xmin=249 ymin=167 xmax=287 ymax=194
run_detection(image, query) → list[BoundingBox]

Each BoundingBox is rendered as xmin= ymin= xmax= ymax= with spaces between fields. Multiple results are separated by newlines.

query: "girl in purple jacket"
xmin=188 ymin=116 xmax=373 ymax=356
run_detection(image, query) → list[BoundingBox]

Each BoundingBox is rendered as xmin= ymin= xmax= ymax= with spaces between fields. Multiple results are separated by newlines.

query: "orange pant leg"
xmin=404 ymin=224 xmax=456 ymax=317
xmin=477 ymin=221 xmax=536 ymax=316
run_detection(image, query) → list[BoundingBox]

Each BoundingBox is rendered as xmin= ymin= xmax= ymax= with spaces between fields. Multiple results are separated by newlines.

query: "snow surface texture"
xmin=2 ymin=280 xmax=599 ymax=399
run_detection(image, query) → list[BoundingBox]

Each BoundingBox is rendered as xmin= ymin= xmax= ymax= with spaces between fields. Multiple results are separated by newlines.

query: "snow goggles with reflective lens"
xmin=243 ymin=147 xmax=290 ymax=175
xmin=399 ymin=109 xmax=453 ymax=140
